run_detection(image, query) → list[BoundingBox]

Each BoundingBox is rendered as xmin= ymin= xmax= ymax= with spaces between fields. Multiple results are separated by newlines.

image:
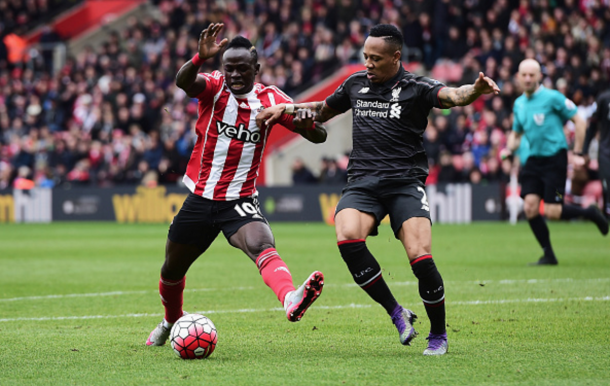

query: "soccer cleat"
xmin=423 ymin=332 xmax=448 ymax=356
xmin=145 ymin=311 xmax=188 ymax=346
xmin=588 ymin=205 xmax=609 ymax=236
xmin=529 ymin=255 xmax=558 ymax=266
xmin=284 ymin=271 xmax=324 ymax=322
xmin=391 ymin=306 xmax=418 ymax=346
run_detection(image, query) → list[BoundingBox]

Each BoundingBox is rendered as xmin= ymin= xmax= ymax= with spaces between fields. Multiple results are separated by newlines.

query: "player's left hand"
xmin=473 ymin=72 xmax=501 ymax=95
xmin=293 ymin=108 xmax=315 ymax=130
xmin=256 ymin=104 xmax=286 ymax=128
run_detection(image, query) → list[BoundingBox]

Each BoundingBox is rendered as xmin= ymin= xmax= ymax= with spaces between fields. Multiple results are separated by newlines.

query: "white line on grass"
xmin=1 ymin=297 xmax=608 ymax=323
xmin=1 ymin=277 xmax=608 ymax=303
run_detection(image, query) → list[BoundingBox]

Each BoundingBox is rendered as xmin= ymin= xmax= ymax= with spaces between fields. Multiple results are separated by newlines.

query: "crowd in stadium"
xmin=0 ymin=0 xmax=609 ymax=192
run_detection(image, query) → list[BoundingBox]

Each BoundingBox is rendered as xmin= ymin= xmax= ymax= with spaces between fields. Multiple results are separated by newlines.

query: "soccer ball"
xmin=170 ymin=314 xmax=218 ymax=359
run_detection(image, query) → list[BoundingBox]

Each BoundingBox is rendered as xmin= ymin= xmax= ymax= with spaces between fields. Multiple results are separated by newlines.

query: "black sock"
xmin=528 ymin=215 xmax=555 ymax=257
xmin=338 ymin=240 xmax=398 ymax=314
xmin=560 ymin=204 xmax=592 ymax=220
xmin=410 ymin=255 xmax=446 ymax=334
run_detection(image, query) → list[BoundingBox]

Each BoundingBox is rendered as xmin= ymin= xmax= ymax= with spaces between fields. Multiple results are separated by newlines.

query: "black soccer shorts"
xmin=168 ymin=193 xmax=268 ymax=251
xmin=335 ymin=176 xmax=431 ymax=238
xmin=519 ymin=149 xmax=567 ymax=204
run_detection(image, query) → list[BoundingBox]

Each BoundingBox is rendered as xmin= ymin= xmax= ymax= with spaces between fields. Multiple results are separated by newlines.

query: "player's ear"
xmin=393 ymin=50 xmax=401 ymax=65
xmin=254 ymin=63 xmax=260 ymax=75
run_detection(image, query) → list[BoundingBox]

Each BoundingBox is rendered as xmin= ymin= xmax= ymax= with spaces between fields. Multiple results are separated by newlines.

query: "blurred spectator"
xmin=319 ymin=157 xmax=347 ymax=185
xmin=291 ymin=158 xmax=317 ymax=185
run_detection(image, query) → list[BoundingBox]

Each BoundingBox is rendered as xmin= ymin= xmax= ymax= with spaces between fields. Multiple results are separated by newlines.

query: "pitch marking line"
xmin=1 ymin=297 xmax=609 ymax=323
xmin=1 ymin=278 xmax=609 ymax=303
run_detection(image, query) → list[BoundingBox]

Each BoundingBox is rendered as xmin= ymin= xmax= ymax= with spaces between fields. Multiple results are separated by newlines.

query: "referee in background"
xmin=504 ymin=59 xmax=608 ymax=266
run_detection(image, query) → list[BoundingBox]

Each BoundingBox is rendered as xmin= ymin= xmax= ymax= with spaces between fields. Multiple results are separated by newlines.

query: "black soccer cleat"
xmin=529 ymin=255 xmax=558 ymax=266
xmin=588 ymin=205 xmax=609 ymax=236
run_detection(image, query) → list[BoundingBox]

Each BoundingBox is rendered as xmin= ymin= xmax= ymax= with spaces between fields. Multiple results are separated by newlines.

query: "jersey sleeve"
xmin=194 ymin=71 xmax=224 ymax=101
xmin=324 ymin=77 xmax=352 ymax=113
xmin=267 ymin=86 xmax=297 ymax=131
xmin=553 ymin=91 xmax=578 ymax=121
xmin=414 ymin=75 xmax=447 ymax=110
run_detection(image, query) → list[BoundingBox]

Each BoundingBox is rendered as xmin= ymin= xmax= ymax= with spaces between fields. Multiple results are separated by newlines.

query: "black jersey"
xmin=590 ymin=89 xmax=610 ymax=159
xmin=325 ymin=65 xmax=446 ymax=182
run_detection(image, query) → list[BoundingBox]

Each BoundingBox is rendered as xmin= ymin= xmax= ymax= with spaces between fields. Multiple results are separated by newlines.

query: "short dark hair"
xmin=226 ymin=36 xmax=258 ymax=63
xmin=369 ymin=24 xmax=403 ymax=53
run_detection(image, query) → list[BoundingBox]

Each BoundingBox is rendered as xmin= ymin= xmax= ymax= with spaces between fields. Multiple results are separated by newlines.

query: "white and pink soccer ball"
xmin=170 ymin=314 xmax=218 ymax=359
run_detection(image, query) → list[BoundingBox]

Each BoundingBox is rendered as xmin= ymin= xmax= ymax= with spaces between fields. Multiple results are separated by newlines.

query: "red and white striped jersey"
xmin=183 ymin=70 xmax=295 ymax=201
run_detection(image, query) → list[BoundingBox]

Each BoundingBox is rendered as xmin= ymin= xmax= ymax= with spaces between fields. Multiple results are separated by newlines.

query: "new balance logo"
xmin=390 ymin=103 xmax=402 ymax=119
xmin=358 ymin=87 xmax=369 ymax=94
xmin=217 ymin=121 xmax=261 ymax=143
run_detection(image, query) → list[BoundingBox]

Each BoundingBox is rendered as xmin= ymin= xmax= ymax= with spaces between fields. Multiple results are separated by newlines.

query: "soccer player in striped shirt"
xmin=146 ymin=24 xmax=327 ymax=346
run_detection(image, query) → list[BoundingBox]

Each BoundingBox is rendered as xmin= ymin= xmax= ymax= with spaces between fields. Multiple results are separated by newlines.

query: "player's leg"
xmin=336 ymin=208 xmax=401 ymax=314
xmin=520 ymin=157 xmax=558 ymax=265
xmin=335 ymin=182 xmax=417 ymax=346
xmin=147 ymin=194 xmax=220 ymax=346
xmin=600 ymin=157 xmax=610 ymax=219
xmin=385 ymin=180 xmax=446 ymax=355
xmin=397 ymin=217 xmax=447 ymax=355
xmin=541 ymin=152 xmax=608 ymax=235
xmin=223 ymin=198 xmax=323 ymax=322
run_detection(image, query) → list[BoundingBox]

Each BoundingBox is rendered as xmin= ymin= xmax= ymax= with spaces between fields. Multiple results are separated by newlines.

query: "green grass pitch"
xmin=0 ymin=221 xmax=608 ymax=386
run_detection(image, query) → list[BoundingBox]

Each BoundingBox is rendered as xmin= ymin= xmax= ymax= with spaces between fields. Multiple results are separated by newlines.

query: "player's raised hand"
xmin=256 ymin=104 xmax=286 ymax=128
xmin=198 ymin=23 xmax=228 ymax=60
xmin=474 ymin=72 xmax=501 ymax=95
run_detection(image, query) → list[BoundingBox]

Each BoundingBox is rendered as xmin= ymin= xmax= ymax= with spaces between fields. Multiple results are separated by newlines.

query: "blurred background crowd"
xmin=0 ymin=0 xmax=609 ymax=200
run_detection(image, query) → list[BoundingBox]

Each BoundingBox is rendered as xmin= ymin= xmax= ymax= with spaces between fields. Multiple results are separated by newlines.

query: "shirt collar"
xmin=370 ymin=64 xmax=404 ymax=91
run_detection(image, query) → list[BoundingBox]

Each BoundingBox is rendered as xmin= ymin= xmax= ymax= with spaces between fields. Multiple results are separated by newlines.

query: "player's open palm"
xmin=198 ymin=23 xmax=228 ymax=60
xmin=474 ymin=72 xmax=501 ymax=95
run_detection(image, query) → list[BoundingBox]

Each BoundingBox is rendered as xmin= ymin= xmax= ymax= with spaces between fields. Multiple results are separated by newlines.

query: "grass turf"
xmin=0 ymin=221 xmax=608 ymax=385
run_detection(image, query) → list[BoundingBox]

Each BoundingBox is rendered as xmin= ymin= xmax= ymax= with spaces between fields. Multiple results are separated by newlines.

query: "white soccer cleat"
xmin=423 ymin=332 xmax=448 ymax=356
xmin=145 ymin=311 xmax=188 ymax=346
xmin=284 ymin=271 xmax=324 ymax=322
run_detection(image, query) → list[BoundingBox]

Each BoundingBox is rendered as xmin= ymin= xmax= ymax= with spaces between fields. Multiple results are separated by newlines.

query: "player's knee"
xmin=247 ymin=241 xmax=275 ymax=257
xmin=544 ymin=204 xmax=562 ymax=220
xmin=523 ymin=199 xmax=540 ymax=218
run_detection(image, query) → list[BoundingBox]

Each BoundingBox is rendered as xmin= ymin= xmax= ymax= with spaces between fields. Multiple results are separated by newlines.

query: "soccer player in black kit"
xmin=584 ymin=88 xmax=610 ymax=219
xmin=258 ymin=24 xmax=500 ymax=356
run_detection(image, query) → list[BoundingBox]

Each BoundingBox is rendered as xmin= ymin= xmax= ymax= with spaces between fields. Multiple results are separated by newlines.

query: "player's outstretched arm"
xmin=438 ymin=72 xmax=500 ymax=108
xmin=176 ymin=23 xmax=228 ymax=98
xmin=500 ymin=131 xmax=523 ymax=161
xmin=292 ymin=108 xmax=327 ymax=144
xmin=256 ymin=101 xmax=341 ymax=128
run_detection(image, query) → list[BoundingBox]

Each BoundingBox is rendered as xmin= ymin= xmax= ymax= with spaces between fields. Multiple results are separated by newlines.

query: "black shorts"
xmin=168 ymin=193 xmax=268 ymax=251
xmin=520 ymin=149 xmax=567 ymax=204
xmin=335 ymin=176 xmax=431 ymax=238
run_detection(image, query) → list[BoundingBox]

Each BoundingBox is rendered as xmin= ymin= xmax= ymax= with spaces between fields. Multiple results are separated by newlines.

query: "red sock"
xmin=159 ymin=276 xmax=185 ymax=324
xmin=256 ymin=248 xmax=294 ymax=304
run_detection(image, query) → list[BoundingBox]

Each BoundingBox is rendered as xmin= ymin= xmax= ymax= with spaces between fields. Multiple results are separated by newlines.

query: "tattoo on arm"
xmin=439 ymin=85 xmax=481 ymax=108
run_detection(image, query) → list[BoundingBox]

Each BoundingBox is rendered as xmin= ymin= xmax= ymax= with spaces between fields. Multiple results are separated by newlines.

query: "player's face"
xmin=363 ymin=36 xmax=400 ymax=83
xmin=222 ymin=48 xmax=260 ymax=94
xmin=518 ymin=65 xmax=540 ymax=93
